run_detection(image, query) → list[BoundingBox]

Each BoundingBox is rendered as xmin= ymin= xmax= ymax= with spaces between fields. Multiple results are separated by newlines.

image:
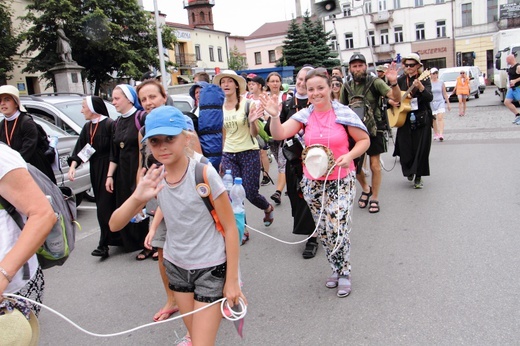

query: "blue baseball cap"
xmin=142 ymin=106 xmax=188 ymax=143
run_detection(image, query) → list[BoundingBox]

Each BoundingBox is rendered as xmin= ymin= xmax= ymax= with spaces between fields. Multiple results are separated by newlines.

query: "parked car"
xmin=20 ymin=93 xmax=119 ymax=135
xmin=438 ymin=66 xmax=480 ymax=101
xmin=171 ymin=94 xmax=194 ymax=113
xmin=0 ymin=115 xmax=91 ymax=205
xmin=478 ymin=68 xmax=486 ymax=94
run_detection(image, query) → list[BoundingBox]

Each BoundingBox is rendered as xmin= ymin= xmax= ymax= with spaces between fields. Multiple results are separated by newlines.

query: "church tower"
xmin=184 ymin=0 xmax=215 ymax=30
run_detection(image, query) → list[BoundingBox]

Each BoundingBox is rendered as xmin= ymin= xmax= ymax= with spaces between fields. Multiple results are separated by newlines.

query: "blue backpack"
xmin=198 ymin=84 xmax=225 ymax=168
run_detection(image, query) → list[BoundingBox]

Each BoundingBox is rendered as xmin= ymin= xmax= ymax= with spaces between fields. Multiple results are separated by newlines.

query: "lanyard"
xmin=4 ymin=117 xmax=19 ymax=147
xmin=89 ymin=119 xmax=100 ymax=145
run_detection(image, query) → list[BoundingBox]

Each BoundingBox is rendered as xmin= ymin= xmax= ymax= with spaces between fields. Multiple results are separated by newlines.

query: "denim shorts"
xmin=164 ymin=260 xmax=226 ymax=303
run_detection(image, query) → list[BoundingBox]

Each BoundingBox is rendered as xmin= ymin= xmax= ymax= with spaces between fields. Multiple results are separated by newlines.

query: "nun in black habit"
xmin=68 ymin=96 xmax=119 ymax=258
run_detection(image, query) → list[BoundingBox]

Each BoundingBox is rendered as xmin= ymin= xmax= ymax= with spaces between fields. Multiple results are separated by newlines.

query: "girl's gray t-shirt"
xmin=159 ymin=157 xmax=227 ymax=270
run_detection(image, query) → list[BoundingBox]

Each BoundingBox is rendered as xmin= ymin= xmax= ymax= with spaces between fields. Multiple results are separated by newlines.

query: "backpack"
xmin=342 ymin=76 xmax=378 ymax=136
xmin=0 ymin=163 xmax=78 ymax=272
xmin=17 ymin=114 xmax=56 ymax=164
xmin=194 ymin=161 xmax=225 ymax=237
xmin=115 ymin=109 xmax=146 ymax=131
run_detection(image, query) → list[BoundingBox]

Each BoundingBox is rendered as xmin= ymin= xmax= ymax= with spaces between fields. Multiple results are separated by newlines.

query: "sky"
xmin=142 ymin=0 xmax=313 ymax=37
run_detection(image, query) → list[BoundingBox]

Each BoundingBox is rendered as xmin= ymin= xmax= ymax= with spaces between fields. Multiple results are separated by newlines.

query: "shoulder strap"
xmin=135 ymin=110 xmax=146 ymax=131
xmin=363 ymin=76 xmax=376 ymax=98
xmin=194 ymin=162 xmax=225 ymax=237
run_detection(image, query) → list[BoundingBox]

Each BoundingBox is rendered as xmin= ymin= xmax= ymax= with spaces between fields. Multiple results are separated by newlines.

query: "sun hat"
xmin=213 ymin=70 xmax=247 ymax=95
xmin=115 ymin=84 xmax=144 ymax=111
xmin=430 ymin=67 xmax=439 ymax=74
xmin=141 ymin=106 xmax=188 ymax=142
xmin=301 ymin=144 xmax=335 ymax=179
xmin=0 ymin=85 xmax=27 ymax=112
xmin=376 ymin=65 xmax=387 ymax=72
xmin=0 ymin=298 xmax=40 ymax=346
xmin=403 ymin=53 xmax=423 ymax=66
xmin=349 ymin=53 xmax=366 ymax=64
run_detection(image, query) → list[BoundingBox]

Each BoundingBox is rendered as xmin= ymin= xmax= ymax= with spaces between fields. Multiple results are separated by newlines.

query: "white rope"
xmin=3 ymin=293 xmax=246 ymax=338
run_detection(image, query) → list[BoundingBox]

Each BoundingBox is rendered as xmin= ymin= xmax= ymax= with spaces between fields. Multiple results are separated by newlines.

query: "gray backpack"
xmin=0 ymin=163 xmax=78 ymax=274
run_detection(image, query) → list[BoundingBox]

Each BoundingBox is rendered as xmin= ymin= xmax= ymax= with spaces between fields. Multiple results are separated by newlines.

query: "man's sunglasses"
xmin=404 ymin=63 xmax=418 ymax=68
xmin=332 ymin=82 xmax=342 ymax=87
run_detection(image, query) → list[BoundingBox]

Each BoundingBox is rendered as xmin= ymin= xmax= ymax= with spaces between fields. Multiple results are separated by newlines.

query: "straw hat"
xmin=213 ymin=70 xmax=247 ymax=95
xmin=0 ymin=299 xmax=40 ymax=346
xmin=0 ymin=85 xmax=27 ymax=112
xmin=403 ymin=53 xmax=423 ymax=66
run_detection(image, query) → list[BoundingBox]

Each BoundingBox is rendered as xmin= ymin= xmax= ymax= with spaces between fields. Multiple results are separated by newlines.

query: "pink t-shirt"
xmin=304 ymin=109 xmax=354 ymax=180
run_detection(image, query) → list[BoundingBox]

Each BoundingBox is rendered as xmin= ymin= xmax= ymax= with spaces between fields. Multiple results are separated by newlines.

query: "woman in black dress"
xmin=68 ymin=96 xmax=118 ymax=258
xmin=0 ymin=85 xmax=56 ymax=184
xmin=106 ymin=84 xmax=151 ymax=259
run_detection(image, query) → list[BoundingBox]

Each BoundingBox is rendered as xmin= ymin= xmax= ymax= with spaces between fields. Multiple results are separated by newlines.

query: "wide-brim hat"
xmin=142 ymin=106 xmax=188 ymax=142
xmin=0 ymin=85 xmax=27 ymax=112
xmin=213 ymin=70 xmax=246 ymax=95
xmin=0 ymin=298 xmax=40 ymax=346
xmin=403 ymin=53 xmax=423 ymax=66
xmin=376 ymin=65 xmax=387 ymax=72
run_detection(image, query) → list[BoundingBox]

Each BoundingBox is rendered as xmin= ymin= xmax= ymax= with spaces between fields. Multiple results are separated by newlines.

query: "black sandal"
xmin=358 ymin=186 xmax=372 ymax=209
xmin=368 ymin=200 xmax=380 ymax=213
xmin=302 ymin=239 xmax=318 ymax=259
xmin=136 ymin=249 xmax=153 ymax=261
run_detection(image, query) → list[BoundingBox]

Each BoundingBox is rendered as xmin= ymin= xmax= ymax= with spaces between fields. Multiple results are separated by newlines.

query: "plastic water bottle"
xmin=230 ymin=177 xmax=246 ymax=242
xmin=130 ymin=208 xmax=147 ymax=223
xmin=49 ymin=136 xmax=58 ymax=148
xmin=410 ymin=112 xmax=417 ymax=130
xmin=222 ymin=169 xmax=234 ymax=193
xmin=45 ymin=195 xmax=63 ymax=257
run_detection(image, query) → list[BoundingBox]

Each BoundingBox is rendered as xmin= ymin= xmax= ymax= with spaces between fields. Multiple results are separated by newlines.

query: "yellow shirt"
xmin=223 ymin=99 xmax=259 ymax=153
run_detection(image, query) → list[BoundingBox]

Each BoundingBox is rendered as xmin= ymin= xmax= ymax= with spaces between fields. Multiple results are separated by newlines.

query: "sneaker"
xmin=176 ymin=336 xmax=192 ymax=346
xmin=414 ymin=178 xmax=423 ymax=189
xmin=261 ymin=175 xmax=271 ymax=186
xmin=514 ymin=117 xmax=520 ymax=125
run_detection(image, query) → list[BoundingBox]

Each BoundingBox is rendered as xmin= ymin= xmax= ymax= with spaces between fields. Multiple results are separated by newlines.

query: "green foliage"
xmin=19 ymin=0 xmax=177 ymax=92
xmin=278 ymin=11 xmax=340 ymax=74
xmin=228 ymin=45 xmax=248 ymax=71
xmin=0 ymin=2 xmax=21 ymax=83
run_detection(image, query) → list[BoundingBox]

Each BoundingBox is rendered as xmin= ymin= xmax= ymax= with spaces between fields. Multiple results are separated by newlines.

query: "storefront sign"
xmin=417 ymin=47 xmax=448 ymax=56
xmin=500 ymin=3 xmax=520 ymax=19
xmin=175 ymin=31 xmax=191 ymax=40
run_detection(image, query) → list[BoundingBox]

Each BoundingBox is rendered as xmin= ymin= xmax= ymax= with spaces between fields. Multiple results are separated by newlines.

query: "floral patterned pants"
xmin=301 ymin=172 xmax=356 ymax=276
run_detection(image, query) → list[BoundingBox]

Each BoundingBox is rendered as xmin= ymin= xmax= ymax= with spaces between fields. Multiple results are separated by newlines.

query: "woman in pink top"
xmin=263 ymin=67 xmax=369 ymax=298
xmin=453 ymin=70 xmax=470 ymax=116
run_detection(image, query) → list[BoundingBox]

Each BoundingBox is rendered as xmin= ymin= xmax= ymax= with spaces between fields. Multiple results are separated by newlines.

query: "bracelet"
xmin=0 ymin=266 xmax=12 ymax=283
xmin=270 ymin=113 xmax=280 ymax=119
xmin=390 ymin=83 xmax=398 ymax=88
xmin=107 ymin=176 xmax=113 ymax=179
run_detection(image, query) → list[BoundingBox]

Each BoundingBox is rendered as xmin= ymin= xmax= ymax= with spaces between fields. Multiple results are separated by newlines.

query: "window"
xmin=415 ymin=23 xmax=425 ymax=40
xmin=342 ymin=3 xmax=351 ymax=16
xmin=462 ymin=3 xmax=472 ymax=27
xmin=217 ymin=47 xmax=223 ymax=62
xmin=436 ymin=20 xmax=446 ymax=38
xmin=380 ymin=29 xmax=389 ymax=45
xmin=200 ymin=11 xmax=205 ymax=22
xmin=255 ymin=52 xmax=261 ymax=65
xmin=367 ymin=30 xmax=375 ymax=47
xmin=268 ymin=50 xmax=276 ymax=63
xmin=330 ymin=35 xmax=338 ymax=51
xmin=379 ymin=0 xmax=387 ymax=11
xmin=209 ymin=46 xmax=214 ymax=62
xmin=435 ymin=0 xmax=445 ymax=3
xmin=195 ymin=45 xmax=201 ymax=60
xmin=487 ymin=0 xmax=498 ymax=22
xmin=394 ymin=0 xmax=400 ymax=9
xmin=364 ymin=1 xmax=372 ymax=13
xmin=394 ymin=26 xmax=403 ymax=42
xmin=344 ymin=33 xmax=354 ymax=49
xmin=415 ymin=0 xmax=423 ymax=6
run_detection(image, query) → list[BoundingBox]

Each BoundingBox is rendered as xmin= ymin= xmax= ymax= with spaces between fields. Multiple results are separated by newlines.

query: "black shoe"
xmin=302 ymin=239 xmax=318 ymax=259
xmin=91 ymin=246 xmax=109 ymax=258
xmin=407 ymin=174 xmax=414 ymax=182
xmin=270 ymin=191 xmax=281 ymax=205
xmin=261 ymin=175 xmax=271 ymax=186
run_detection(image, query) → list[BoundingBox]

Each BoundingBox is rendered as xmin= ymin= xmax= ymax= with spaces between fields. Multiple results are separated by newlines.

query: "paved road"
xmin=37 ymin=87 xmax=520 ymax=345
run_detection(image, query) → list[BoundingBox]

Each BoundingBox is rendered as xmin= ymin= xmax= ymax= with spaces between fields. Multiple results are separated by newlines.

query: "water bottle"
xmin=49 ymin=136 xmax=58 ymax=148
xmin=410 ymin=112 xmax=417 ymax=130
xmin=222 ymin=169 xmax=234 ymax=193
xmin=230 ymin=177 xmax=246 ymax=242
xmin=45 ymin=195 xmax=63 ymax=257
xmin=130 ymin=208 xmax=147 ymax=223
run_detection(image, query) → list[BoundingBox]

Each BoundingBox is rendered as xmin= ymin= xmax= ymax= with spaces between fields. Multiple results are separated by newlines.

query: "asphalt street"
xmin=36 ymin=87 xmax=520 ymax=345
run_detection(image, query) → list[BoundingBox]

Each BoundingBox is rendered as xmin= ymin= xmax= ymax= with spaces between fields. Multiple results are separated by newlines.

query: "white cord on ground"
xmin=3 ymin=293 xmax=246 ymax=338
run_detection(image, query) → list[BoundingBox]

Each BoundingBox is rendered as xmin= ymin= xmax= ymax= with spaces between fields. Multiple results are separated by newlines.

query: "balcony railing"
xmin=371 ymin=11 xmax=392 ymax=24
xmin=374 ymin=44 xmax=395 ymax=54
xmin=175 ymin=53 xmax=197 ymax=67
xmin=183 ymin=0 xmax=215 ymax=8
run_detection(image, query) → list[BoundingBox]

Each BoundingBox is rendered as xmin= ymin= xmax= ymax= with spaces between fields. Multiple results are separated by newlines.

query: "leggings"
xmin=301 ymin=172 xmax=356 ymax=276
xmin=222 ymin=150 xmax=270 ymax=211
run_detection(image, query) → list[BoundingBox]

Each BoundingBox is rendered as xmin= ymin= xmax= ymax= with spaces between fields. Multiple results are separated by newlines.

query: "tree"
xmin=228 ymin=45 xmax=248 ymax=71
xmin=0 ymin=2 xmax=21 ymax=84
xmin=19 ymin=0 xmax=176 ymax=94
xmin=304 ymin=16 xmax=340 ymax=69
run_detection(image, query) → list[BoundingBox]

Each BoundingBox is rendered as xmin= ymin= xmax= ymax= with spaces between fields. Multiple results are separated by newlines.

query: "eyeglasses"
xmin=332 ymin=82 xmax=342 ymax=87
xmin=306 ymin=67 xmax=329 ymax=78
xmin=404 ymin=63 xmax=418 ymax=68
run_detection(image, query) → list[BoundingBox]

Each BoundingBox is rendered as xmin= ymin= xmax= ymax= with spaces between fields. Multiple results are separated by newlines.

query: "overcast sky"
xmin=142 ymin=0 xmax=313 ymax=37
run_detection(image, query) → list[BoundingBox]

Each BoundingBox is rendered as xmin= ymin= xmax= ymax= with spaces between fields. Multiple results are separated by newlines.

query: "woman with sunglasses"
xmin=429 ymin=68 xmax=451 ymax=141
xmin=263 ymin=67 xmax=370 ymax=298
xmin=331 ymin=76 xmax=343 ymax=101
xmin=392 ymin=53 xmax=433 ymax=189
xmin=453 ymin=70 xmax=470 ymax=116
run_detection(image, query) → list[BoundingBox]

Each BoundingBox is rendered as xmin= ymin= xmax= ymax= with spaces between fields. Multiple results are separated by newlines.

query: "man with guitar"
xmin=389 ymin=53 xmax=433 ymax=189
xmin=339 ymin=53 xmax=401 ymax=213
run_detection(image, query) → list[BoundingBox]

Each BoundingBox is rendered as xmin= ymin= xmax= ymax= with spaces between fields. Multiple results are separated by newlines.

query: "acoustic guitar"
xmin=387 ymin=70 xmax=431 ymax=128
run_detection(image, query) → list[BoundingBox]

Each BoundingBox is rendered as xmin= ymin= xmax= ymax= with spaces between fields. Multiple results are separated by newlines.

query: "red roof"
xmin=247 ymin=17 xmax=312 ymax=40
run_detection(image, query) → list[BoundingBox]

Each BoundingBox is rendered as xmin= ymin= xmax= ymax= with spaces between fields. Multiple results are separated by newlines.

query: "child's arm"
xmin=213 ymin=193 xmax=247 ymax=307
xmin=145 ymin=206 xmax=163 ymax=250
xmin=109 ymin=165 xmax=165 ymax=232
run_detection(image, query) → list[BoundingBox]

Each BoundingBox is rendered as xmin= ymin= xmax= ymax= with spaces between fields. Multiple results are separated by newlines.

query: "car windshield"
xmin=54 ymin=100 xmax=119 ymax=127
xmin=439 ymin=72 xmax=460 ymax=82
